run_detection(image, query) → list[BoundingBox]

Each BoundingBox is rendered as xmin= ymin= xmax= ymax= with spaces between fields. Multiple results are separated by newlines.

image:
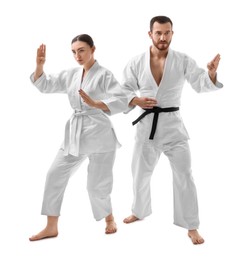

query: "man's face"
xmin=148 ymin=22 xmax=173 ymax=51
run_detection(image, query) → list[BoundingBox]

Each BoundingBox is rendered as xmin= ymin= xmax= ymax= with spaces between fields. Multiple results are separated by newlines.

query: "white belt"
xmin=64 ymin=109 xmax=103 ymax=156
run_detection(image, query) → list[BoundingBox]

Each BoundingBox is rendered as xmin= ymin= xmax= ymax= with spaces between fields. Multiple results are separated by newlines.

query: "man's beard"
xmin=152 ymin=39 xmax=171 ymax=51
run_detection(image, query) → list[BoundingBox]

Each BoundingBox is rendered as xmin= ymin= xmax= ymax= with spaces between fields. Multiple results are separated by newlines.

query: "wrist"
xmin=130 ymin=97 xmax=139 ymax=106
xmin=208 ymin=72 xmax=217 ymax=84
xmin=94 ymin=100 xmax=109 ymax=111
xmin=36 ymin=64 xmax=44 ymax=71
xmin=34 ymin=70 xmax=44 ymax=81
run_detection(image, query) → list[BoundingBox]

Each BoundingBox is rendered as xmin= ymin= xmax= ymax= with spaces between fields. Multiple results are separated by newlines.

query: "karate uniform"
xmin=30 ymin=61 xmax=127 ymax=220
xmin=122 ymin=48 xmax=223 ymax=229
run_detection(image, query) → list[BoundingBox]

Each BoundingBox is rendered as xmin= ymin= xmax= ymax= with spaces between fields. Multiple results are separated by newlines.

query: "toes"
xmin=105 ymin=223 xmax=117 ymax=234
xmin=188 ymin=231 xmax=204 ymax=245
xmin=105 ymin=229 xmax=116 ymax=234
xmin=189 ymin=236 xmax=204 ymax=245
xmin=29 ymin=235 xmax=38 ymax=241
xmin=29 ymin=235 xmax=43 ymax=241
xmin=123 ymin=218 xmax=130 ymax=223
xmin=198 ymin=238 xmax=205 ymax=244
xmin=105 ymin=228 xmax=117 ymax=234
xmin=29 ymin=233 xmax=58 ymax=241
xmin=123 ymin=215 xmax=138 ymax=224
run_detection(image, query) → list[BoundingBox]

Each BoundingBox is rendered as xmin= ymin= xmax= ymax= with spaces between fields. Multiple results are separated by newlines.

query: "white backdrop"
xmin=1 ymin=0 xmax=245 ymax=259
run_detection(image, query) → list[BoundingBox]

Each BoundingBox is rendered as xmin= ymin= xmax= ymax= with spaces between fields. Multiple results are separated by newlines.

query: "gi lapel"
xmin=155 ymin=48 xmax=173 ymax=100
xmin=81 ymin=61 xmax=100 ymax=93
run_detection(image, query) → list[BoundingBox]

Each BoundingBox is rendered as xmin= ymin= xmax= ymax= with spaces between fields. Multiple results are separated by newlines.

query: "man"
xmin=122 ymin=15 xmax=223 ymax=245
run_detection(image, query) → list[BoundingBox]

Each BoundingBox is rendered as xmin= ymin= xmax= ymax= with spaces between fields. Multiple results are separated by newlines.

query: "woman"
xmin=29 ymin=34 xmax=127 ymax=241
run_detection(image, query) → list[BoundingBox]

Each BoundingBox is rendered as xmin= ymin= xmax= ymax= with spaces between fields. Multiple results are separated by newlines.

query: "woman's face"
xmin=71 ymin=41 xmax=95 ymax=66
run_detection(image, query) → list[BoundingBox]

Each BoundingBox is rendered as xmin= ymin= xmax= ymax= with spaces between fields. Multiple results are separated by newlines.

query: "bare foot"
xmin=123 ymin=215 xmax=139 ymax=224
xmin=188 ymin=230 xmax=204 ymax=245
xmin=105 ymin=214 xmax=117 ymax=234
xmin=29 ymin=228 xmax=58 ymax=241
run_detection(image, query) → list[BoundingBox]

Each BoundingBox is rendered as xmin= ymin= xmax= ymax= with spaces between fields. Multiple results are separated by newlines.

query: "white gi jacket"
xmin=122 ymin=48 xmax=223 ymax=144
xmin=30 ymin=61 xmax=128 ymax=156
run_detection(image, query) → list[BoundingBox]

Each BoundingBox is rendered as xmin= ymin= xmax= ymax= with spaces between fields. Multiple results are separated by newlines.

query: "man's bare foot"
xmin=188 ymin=230 xmax=204 ymax=245
xmin=29 ymin=228 xmax=58 ymax=241
xmin=123 ymin=215 xmax=139 ymax=224
xmin=105 ymin=214 xmax=117 ymax=234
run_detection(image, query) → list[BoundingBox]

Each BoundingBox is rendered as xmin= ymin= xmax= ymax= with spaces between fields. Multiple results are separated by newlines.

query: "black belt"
xmin=132 ymin=106 xmax=179 ymax=140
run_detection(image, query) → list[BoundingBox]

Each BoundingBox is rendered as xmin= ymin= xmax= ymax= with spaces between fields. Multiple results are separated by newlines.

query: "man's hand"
xmin=130 ymin=97 xmax=157 ymax=109
xmin=207 ymin=54 xmax=221 ymax=84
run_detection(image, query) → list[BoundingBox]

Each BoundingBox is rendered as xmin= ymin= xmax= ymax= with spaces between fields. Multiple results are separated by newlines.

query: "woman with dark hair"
xmin=29 ymin=34 xmax=127 ymax=241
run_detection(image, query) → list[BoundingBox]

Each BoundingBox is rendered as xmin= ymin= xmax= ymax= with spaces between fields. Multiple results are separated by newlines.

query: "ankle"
xmin=105 ymin=214 xmax=114 ymax=222
xmin=188 ymin=229 xmax=197 ymax=232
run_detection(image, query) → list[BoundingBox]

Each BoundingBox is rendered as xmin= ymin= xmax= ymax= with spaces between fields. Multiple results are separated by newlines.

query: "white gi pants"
xmin=131 ymin=140 xmax=199 ymax=230
xmin=41 ymin=149 xmax=115 ymax=221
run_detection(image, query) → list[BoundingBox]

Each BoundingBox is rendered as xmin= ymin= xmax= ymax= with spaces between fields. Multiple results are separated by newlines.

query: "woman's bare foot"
xmin=123 ymin=215 xmax=139 ymax=224
xmin=188 ymin=229 xmax=205 ymax=245
xmin=29 ymin=228 xmax=58 ymax=241
xmin=29 ymin=216 xmax=59 ymax=241
xmin=105 ymin=214 xmax=117 ymax=234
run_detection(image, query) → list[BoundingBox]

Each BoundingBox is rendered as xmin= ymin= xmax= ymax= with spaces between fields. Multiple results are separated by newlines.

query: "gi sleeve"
xmin=30 ymin=70 xmax=68 ymax=94
xmin=184 ymin=55 xmax=223 ymax=93
xmin=121 ymin=60 xmax=140 ymax=113
xmin=100 ymin=70 xmax=128 ymax=116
